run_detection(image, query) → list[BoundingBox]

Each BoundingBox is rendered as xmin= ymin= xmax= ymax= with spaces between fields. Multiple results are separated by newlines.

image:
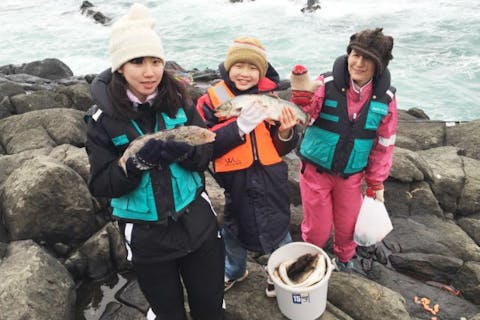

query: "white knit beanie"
xmin=109 ymin=3 xmax=165 ymax=72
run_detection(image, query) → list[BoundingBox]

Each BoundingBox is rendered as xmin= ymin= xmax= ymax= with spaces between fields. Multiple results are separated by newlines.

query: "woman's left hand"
xmin=278 ymin=106 xmax=297 ymax=139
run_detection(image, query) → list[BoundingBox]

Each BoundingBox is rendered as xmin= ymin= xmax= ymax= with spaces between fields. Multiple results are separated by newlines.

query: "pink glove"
xmin=290 ymin=65 xmax=321 ymax=107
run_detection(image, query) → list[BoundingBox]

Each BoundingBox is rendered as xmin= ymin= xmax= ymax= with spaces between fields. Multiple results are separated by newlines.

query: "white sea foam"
xmin=0 ymin=0 xmax=479 ymax=120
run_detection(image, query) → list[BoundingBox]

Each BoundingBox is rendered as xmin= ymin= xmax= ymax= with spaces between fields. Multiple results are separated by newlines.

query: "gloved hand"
xmin=160 ymin=140 xmax=194 ymax=163
xmin=134 ymin=139 xmax=165 ymax=170
xmin=290 ymin=65 xmax=322 ymax=107
xmin=366 ymin=182 xmax=385 ymax=202
xmin=236 ymin=100 xmax=268 ymax=135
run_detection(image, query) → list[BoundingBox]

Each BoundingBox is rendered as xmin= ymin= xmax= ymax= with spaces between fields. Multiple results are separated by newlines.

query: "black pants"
xmin=133 ymin=229 xmax=225 ymax=320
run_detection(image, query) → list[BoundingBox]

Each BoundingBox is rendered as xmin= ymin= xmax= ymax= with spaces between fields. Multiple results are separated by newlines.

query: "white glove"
xmin=236 ymin=100 xmax=268 ymax=136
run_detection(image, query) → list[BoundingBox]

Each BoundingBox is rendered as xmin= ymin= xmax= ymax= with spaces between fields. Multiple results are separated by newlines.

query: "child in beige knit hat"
xmin=196 ymin=36 xmax=299 ymax=298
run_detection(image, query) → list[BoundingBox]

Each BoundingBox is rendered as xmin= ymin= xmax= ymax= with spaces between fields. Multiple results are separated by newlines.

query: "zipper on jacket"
xmin=250 ymin=130 xmax=259 ymax=161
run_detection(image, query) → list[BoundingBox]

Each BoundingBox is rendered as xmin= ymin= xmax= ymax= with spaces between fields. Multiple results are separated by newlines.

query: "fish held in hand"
xmin=119 ymin=125 xmax=215 ymax=173
xmin=213 ymin=94 xmax=309 ymax=125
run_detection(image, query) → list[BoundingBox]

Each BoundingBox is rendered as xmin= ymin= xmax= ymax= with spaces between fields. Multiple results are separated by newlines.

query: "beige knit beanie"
xmin=224 ymin=36 xmax=268 ymax=77
xmin=109 ymin=3 xmax=165 ymax=72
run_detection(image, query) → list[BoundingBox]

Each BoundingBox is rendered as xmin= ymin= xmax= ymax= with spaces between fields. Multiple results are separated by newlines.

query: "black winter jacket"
xmin=197 ymin=64 xmax=299 ymax=253
xmin=86 ymin=69 xmax=218 ymax=263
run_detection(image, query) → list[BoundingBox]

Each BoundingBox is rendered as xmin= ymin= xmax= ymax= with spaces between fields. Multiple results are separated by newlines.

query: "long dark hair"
xmin=107 ymin=69 xmax=191 ymax=120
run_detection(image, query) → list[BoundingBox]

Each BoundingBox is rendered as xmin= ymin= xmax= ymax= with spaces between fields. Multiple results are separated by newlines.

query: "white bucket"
xmin=267 ymin=242 xmax=333 ymax=320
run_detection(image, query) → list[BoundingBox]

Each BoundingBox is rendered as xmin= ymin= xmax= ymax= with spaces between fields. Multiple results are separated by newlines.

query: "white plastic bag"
xmin=354 ymin=196 xmax=393 ymax=246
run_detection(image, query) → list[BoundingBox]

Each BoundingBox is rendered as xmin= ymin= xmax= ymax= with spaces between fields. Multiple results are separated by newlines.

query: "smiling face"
xmin=228 ymin=61 xmax=261 ymax=91
xmin=347 ymin=49 xmax=375 ymax=87
xmin=118 ymin=57 xmax=164 ymax=102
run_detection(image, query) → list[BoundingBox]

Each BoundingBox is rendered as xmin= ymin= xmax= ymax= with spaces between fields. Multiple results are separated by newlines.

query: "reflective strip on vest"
xmin=207 ymin=83 xmax=235 ymax=108
xmin=378 ymin=134 xmax=396 ymax=147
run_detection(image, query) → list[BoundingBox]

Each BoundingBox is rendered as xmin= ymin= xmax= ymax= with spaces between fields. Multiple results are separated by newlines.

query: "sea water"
xmin=1 ymin=0 xmax=479 ymax=121
xmin=1 ymin=1 xmax=479 ymax=318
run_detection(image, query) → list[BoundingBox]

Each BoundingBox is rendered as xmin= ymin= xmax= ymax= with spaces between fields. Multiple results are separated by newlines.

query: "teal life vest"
xmin=298 ymin=55 xmax=395 ymax=177
xmin=110 ymin=108 xmax=202 ymax=222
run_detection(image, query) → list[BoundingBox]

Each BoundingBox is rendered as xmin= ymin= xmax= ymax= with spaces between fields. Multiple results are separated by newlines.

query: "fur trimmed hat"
xmin=347 ymin=28 xmax=394 ymax=76
xmin=109 ymin=3 xmax=165 ymax=72
xmin=224 ymin=36 xmax=268 ymax=77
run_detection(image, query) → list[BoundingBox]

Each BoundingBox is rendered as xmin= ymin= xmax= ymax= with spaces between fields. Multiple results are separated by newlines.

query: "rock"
xmin=49 ymin=144 xmax=90 ymax=183
xmin=1 ymin=156 xmax=97 ymax=245
xmin=457 ymin=215 xmax=480 ymax=245
xmin=301 ymin=0 xmax=321 ymax=13
xmin=366 ymin=262 xmax=479 ymax=319
xmin=65 ymin=222 xmax=130 ymax=281
xmin=386 ymin=214 xmax=480 ymax=262
xmin=0 ymin=108 xmax=87 ymax=154
xmin=328 ymin=271 xmax=411 ymax=320
xmin=0 ymin=58 xmax=74 ymax=80
xmin=458 ymin=157 xmax=480 ymax=215
xmin=100 ymin=302 xmax=145 ymax=319
xmin=80 ymin=1 xmax=112 ymax=25
xmin=390 ymin=147 xmax=432 ymax=182
xmin=396 ymin=120 xmax=445 ymax=150
xmin=446 ymin=119 xmax=480 ymax=160
xmin=406 ymin=107 xmax=430 ymax=119
xmin=454 ymin=261 xmax=480 ymax=305
xmin=389 ymin=252 xmax=463 ymax=283
xmin=0 ymin=240 xmax=76 ymax=320
xmin=417 ymin=146 xmax=465 ymax=214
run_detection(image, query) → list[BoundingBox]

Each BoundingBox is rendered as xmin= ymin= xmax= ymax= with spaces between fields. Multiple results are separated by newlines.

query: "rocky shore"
xmin=0 ymin=58 xmax=479 ymax=320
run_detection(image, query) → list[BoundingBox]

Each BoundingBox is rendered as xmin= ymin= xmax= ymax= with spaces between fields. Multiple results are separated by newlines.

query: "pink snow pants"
xmin=299 ymin=162 xmax=363 ymax=262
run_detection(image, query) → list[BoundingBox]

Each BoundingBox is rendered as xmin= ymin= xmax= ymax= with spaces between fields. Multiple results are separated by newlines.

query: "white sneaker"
xmin=224 ymin=270 xmax=249 ymax=292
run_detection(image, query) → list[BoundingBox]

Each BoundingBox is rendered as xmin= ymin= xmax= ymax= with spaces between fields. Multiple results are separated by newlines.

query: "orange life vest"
xmin=207 ymin=81 xmax=282 ymax=173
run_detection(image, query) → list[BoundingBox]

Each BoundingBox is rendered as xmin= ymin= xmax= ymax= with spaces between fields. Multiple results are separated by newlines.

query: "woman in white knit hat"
xmin=86 ymin=3 xmax=225 ymax=319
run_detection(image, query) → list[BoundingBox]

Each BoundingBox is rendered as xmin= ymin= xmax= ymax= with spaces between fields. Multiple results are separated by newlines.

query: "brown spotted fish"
xmin=119 ymin=125 xmax=216 ymax=173
xmin=213 ymin=94 xmax=309 ymax=125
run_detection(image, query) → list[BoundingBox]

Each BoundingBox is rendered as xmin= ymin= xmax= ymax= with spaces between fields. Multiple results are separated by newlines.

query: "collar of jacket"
xmin=332 ymin=55 xmax=391 ymax=98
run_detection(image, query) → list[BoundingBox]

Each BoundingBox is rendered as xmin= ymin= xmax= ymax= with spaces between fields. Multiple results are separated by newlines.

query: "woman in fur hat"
xmin=291 ymin=28 xmax=398 ymax=272
xmin=86 ymin=3 xmax=224 ymax=319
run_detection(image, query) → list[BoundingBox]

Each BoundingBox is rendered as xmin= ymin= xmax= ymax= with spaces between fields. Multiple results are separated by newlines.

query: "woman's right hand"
xmin=125 ymin=139 xmax=166 ymax=174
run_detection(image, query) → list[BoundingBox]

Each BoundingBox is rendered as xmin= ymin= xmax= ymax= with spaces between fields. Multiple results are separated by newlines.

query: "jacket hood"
xmin=90 ymin=68 xmax=115 ymax=116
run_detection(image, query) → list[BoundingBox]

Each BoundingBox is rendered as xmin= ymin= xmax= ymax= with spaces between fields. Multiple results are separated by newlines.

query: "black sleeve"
xmin=176 ymin=105 xmax=214 ymax=172
xmin=86 ymin=118 xmax=142 ymax=198
xmin=271 ymin=123 xmax=301 ymax=157
xmin=212 ymin=121 xmax=246 ymax=159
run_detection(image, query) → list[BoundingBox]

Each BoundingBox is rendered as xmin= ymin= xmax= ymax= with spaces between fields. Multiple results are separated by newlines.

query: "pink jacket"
xmin=303 ymin=75 xmax=398 ymax=184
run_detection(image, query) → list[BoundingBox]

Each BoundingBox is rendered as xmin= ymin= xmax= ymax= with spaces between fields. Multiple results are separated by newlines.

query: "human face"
xmin=228 ymin=62 xmax=260 ymax=91
xmin=118 ymin=57 xmax=164 ymax=102
xmin=347 ymin=50 xmax=375 ymax=87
